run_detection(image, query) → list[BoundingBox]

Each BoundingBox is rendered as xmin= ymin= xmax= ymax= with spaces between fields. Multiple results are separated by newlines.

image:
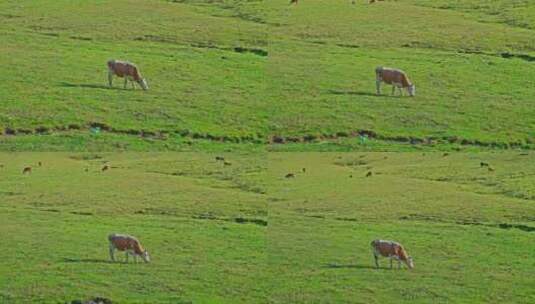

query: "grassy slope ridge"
xmin=0 ymin=0 xmax=534 ymax=150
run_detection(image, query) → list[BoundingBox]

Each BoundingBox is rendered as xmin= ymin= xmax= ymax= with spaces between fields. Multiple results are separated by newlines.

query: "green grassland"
xmin=1 ymin=152 xmax=534 ymax=303
xmin=1 ymin=1 xmax=535 ymax=303
xmin=1 ymin=0 xmax=534 ymax=150
xmin=268 ymin=152 xmax=535 ymax=303
xmin=0 ymin=153 xmax=267 ymax=303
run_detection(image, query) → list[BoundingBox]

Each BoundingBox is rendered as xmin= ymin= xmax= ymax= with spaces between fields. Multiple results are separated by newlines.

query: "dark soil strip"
xmin=1 ymin=123 xmax=265 ymax=144
xmin=399 ymin=215 xmax=535 ymax=233
xmin=192 ymin=214 xmax=267 ymax=227
xmin=2 ymin=123 xmax=532 ymax=150
xmin=269 ymin=130 xmax=531 ymax=150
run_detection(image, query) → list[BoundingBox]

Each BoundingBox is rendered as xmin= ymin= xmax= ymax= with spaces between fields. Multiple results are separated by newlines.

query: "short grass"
xmin=267 ymin=152 xmax=535 ymax=303
xmin=0 ymin=152 xmax=267 ymax=303
xmin=1 ymin=152 xmax=534 ymax=303
xmin=1 ymin=0 xmax=535 ymax=150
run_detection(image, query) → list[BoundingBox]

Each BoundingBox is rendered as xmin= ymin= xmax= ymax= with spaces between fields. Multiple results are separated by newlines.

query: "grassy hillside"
xmin=2 ymin=152 xmax=534 ymax=302
xmin=268 ymin=152 xmax=535 ymax=303
xmin=0 ymin=153 xmax=267 ymax=303
xmin=1 ymin=0 xmax=534 ymax=150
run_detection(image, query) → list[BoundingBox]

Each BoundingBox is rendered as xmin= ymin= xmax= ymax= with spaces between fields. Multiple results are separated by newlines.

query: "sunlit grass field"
xmin=1 ymin=0 xmax=535 ymax=303
xmin=1 ymin=0 xmax=534 ymax=150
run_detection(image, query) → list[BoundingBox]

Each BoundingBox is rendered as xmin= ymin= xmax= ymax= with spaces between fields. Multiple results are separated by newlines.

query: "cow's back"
xmin=109 ymin=233 xmax=135 ymax=251
xmin=377 ymin=67 xmax=411 ymax=87
xmin=372 ymin=239 xmax=402 ymax=257
xmin=108 ymin=60 xmax=138 ymax=79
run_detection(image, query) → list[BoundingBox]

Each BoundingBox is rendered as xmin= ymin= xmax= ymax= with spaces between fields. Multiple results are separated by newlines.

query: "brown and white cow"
xmin=107 ymin=59 xmax=148 ymax=90
xmin=371 ymin=239 xmax=414 ymax=269
xmin=108 ymin=233 xmax=150 ymax=263
xmin=375 ymin=66 xmax=415 ymax=97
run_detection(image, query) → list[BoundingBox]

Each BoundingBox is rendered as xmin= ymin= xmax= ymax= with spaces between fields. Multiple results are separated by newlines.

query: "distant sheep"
xmin=108 ymin=233 xmax=150 ymax=263
xmin=107 ymin=59 xmax=148 ymax=90
xmin=375 ymin=66 xmax=415 ymax=97
xmin=371 ymin=239 xmax=414 ymax=269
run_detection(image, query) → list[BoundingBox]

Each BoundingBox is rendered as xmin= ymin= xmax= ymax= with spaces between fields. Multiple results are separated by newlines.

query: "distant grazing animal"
xmin=369 ymin=0 xmax=384 ymax=3
xmin=302 ymin=168 xmax=306 ymax=173
xmin=443 ymin=152 xmax=449 ymax=157
xmin=480 ymin=162 xmax=489 ymax=167
xmin=38 ymin=161 xmax=42 ymax=167
xmin=290 ymin=0 xmax=298 ymax=4
xmin=215 ymin=156 xmax=225 ymax=161
xmin=108 ymin=233 xmax=150 ymax=263
xmin=107 ymin=59 xmax=148 ymax=90
xmin=22 ymin=167 xmax=32 ymax=174
xmin=102 ymin=165 xmax=109 ymax=172
xmin=371 ymin=239 xmax=414 ymax=269
xmin=375 ymin=66 xmax=415 ymax=97
xmin=488 ymin=166 xmax=495 ymax=172
xmin=366 ymin=171 xmax=372 ymax=177
xmin=285 ymin=173 xmax=295 ymax=178
xmin=224 ymin=161 xmax=232 ymax=166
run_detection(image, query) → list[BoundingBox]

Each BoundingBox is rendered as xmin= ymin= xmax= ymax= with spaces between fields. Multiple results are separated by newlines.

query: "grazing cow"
xmin=215 ymin=156 xmax=225 ymax=161
xmin=38 ymin=161 xmax=42 ymax=167
xmin=224 ymin=161 xmax=232 ymax=166
xmin=302 ymin=168 xmax=306 ymax=173
xmin=480 ymin=162 xmax=489 ymax=167
xmin=22 ymin=167 xmax=32 ymax=174
xmin=102 ymin=165 xmax=109 ymax=172
xmin=108 ymin=233 xmax=150 ymax=263
xmin=290 ymin=0 xmax=298 ymax=4
xmin=365 ymin=171 xmax=372 ymax=177
xmin=107 ymin=59 xmax=148 ymax=90
xmin=285 ymin=173 xmax=295 ymax=178
xmin=371 ymin=239 xmax=414 ymax=269
xmin=375 ymin=67 xmax=415 ymax=97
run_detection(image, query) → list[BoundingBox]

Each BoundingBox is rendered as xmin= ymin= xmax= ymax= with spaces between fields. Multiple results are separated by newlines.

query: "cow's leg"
xmin=124 ymin=77 xmax=128 ymax=89
xmin=131 ymin=80 xmax=135 ymax=90
xmin=399 ymin=87 xmax=404 ymax=96
xmin=389 ymin=257 xmax=393 ymax=269
xmin=108 ymin=71 xmax=113 ymax=87
xmin=391 ymin=85 xmax=396 ymax=96
xmin=109 ymin=244 xmax=115 ymax=262
xmin=373 ymin=253 xmax=379 ymax=268
xmin=376 ymin=80 xmax=382 ymax=95
xmin=125 ymin=251 xmax=129 ymax=263
xmin=134 ymin=255 xmax=137 ymax=263
xmin=398 ymin=259 xmax=402 ymax=269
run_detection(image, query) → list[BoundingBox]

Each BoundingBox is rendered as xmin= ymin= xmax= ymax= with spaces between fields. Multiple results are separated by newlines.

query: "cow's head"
xmin=406 ymin=256 xmax=414 ymax=269
xmin=408 ymin=84 xmax=415 ymax=97
xmin=138 ymin=78 xmax=149 ymax=90
xmin=142 ymin=250 xmax=151 ymax=263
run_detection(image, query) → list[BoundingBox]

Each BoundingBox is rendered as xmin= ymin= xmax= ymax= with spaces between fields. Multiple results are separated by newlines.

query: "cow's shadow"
xmin=327 ymin=90 xmax=398 ymax=98
xmin=62 ymin=257 xmax=116 ymax=264
xmin=323 ymin=263 xmax=383 ymax=270
xmin=59 ymin=82 xmax=126 ymax=91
